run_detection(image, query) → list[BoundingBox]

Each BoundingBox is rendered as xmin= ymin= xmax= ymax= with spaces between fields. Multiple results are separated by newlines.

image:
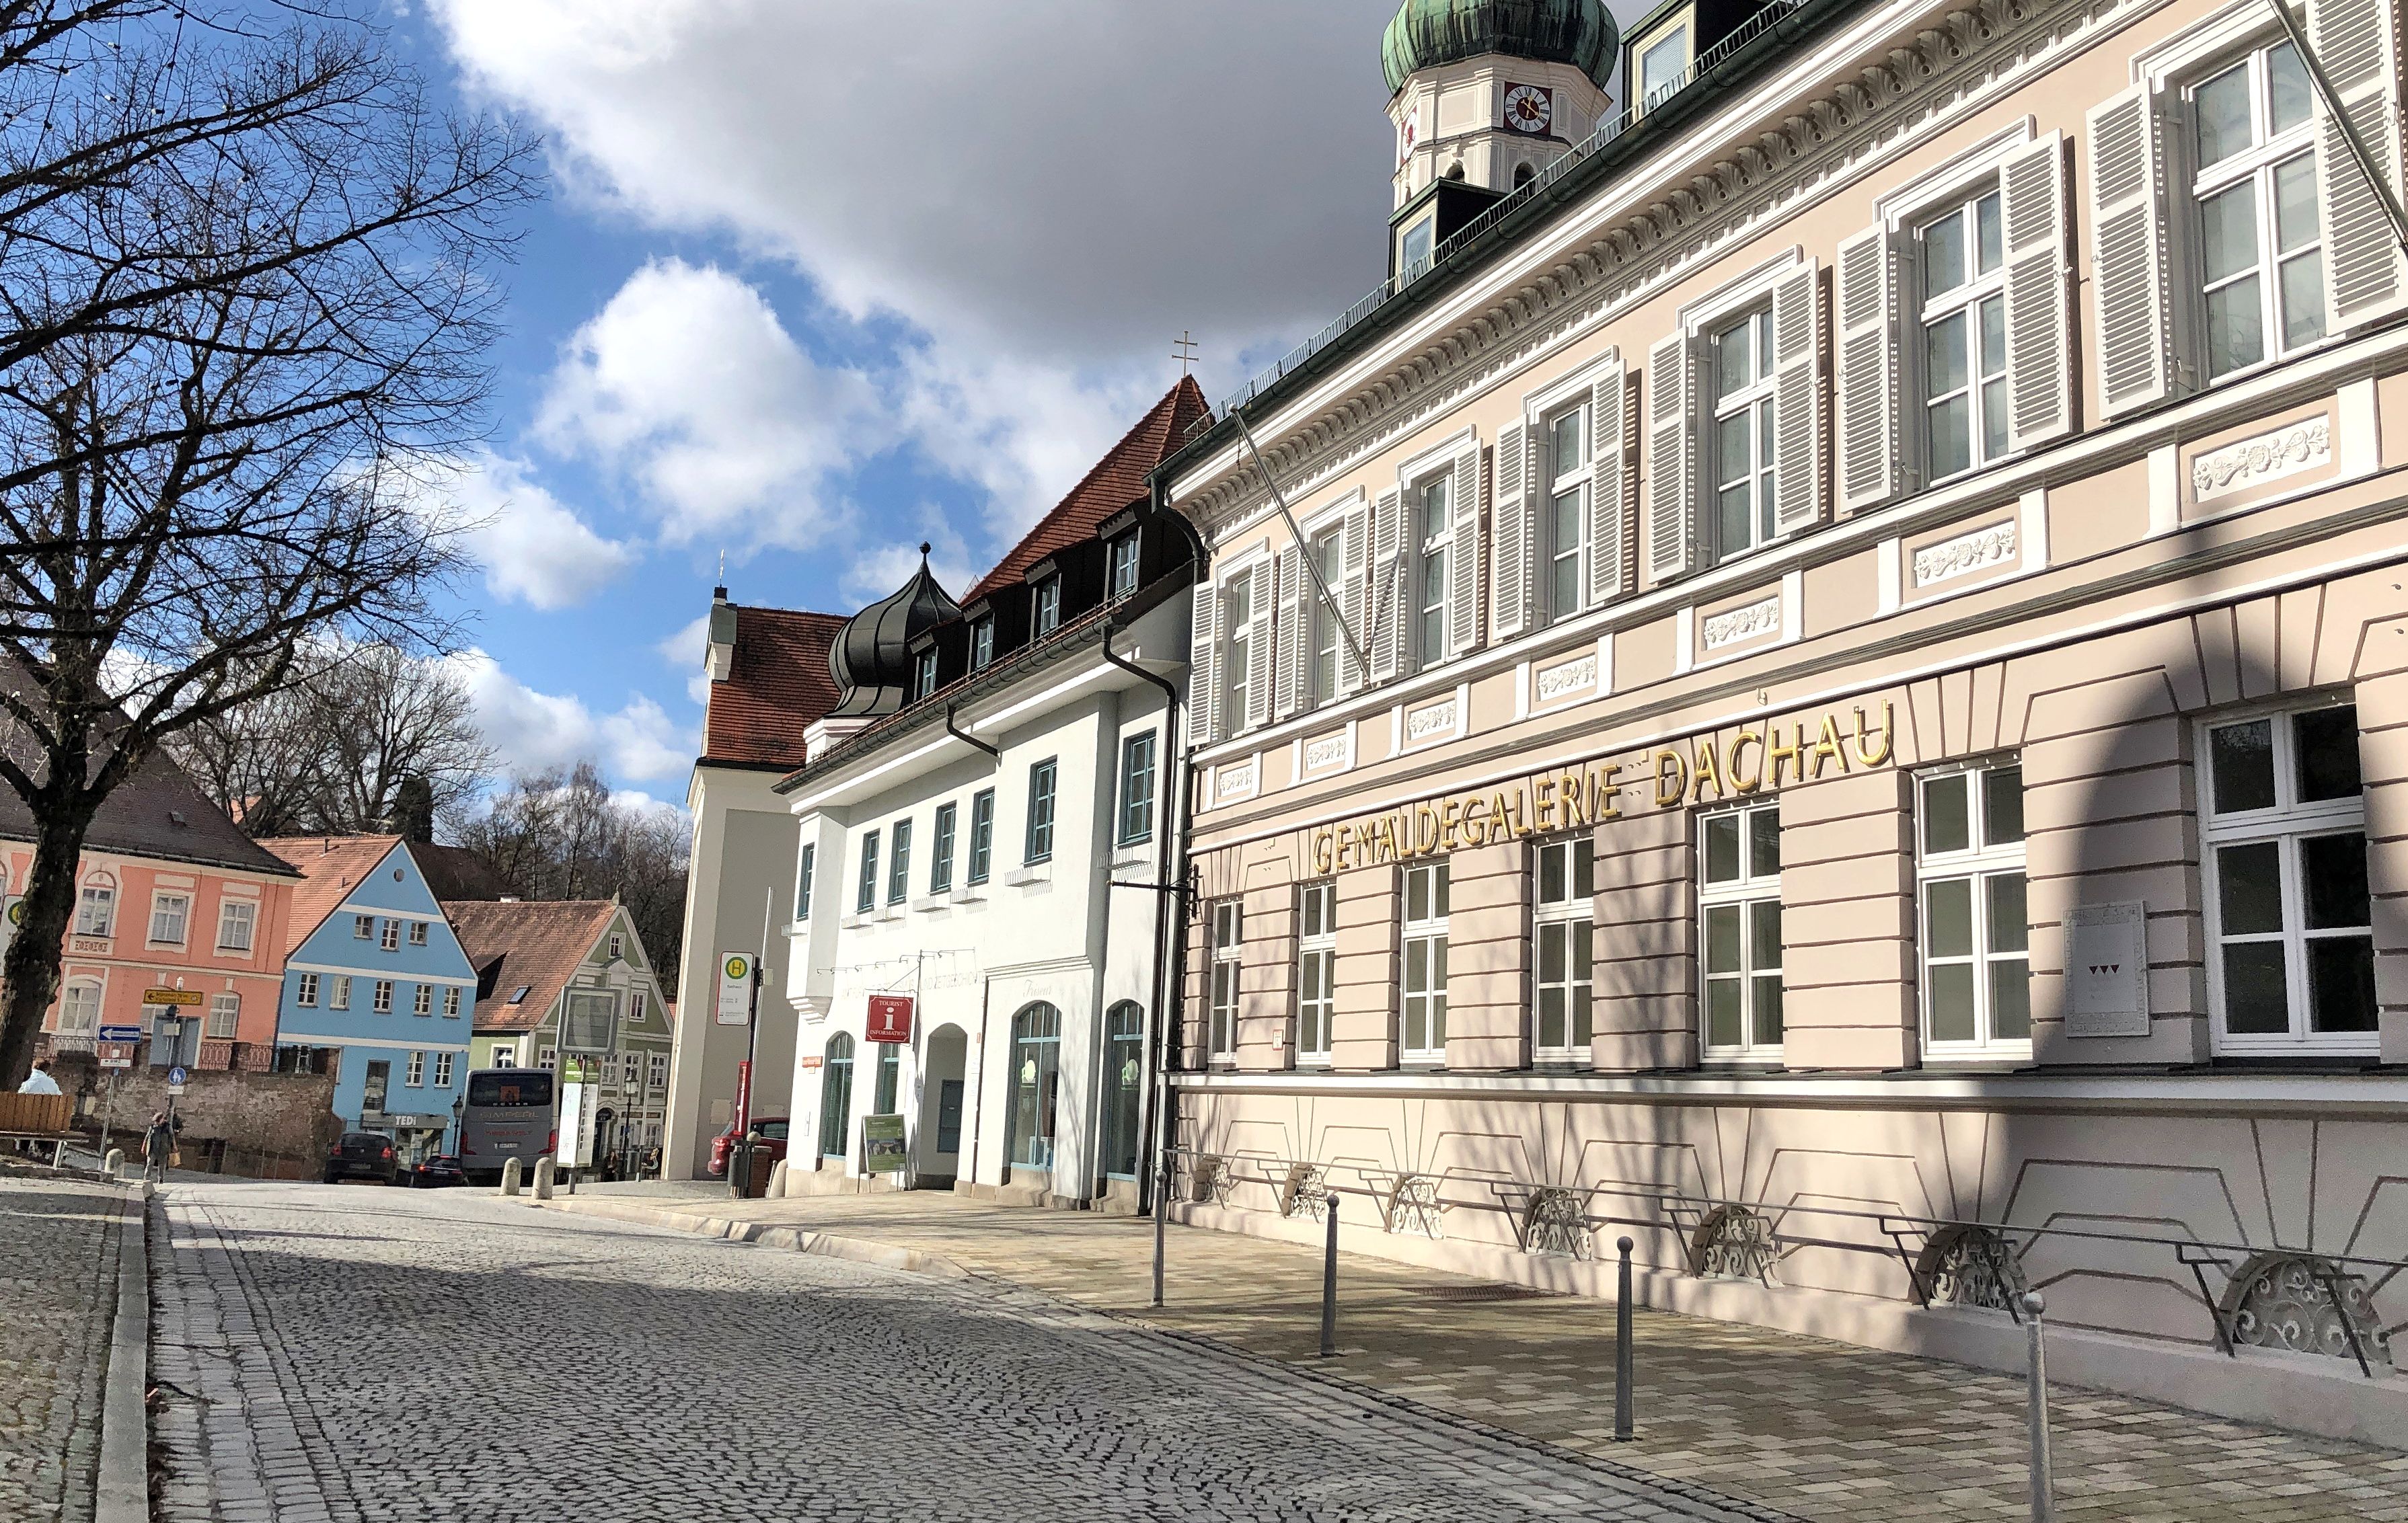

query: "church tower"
xmin=1382 ymin=0 xmax=1617 ymax=279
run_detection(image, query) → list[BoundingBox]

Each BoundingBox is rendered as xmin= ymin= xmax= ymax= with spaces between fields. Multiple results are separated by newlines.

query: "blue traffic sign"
xmin=98 ymin=1024 xmax=142 ymax=1042
xmin=167 ymin=1066 xmax=188 ymax=1087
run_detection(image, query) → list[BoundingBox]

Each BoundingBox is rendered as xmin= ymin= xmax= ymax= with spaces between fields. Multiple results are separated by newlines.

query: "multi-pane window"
xmin=75 ymin=882 xmax=114 ymax=937
xmin=856 ymin=830 xmax=881 ymax=914
xmin=930 ymin=804 xmax=957 ymax=893
xmin=913 ymin=647 xmax=939 ymax=700
xmin=57 ymin=982 xmax=101 ymax=1034
xmin=443 ymin=987 xmax=461 ymax=1018
xmin=372 ymin=979 xmax=393 ymax=1014
xmin=624 ymin=1053 xmax=642 ymax=1085
xmin=490 ymin=1048 xmax=514 ymax=1068
xmin=537 ymin=1046 xmax=557 ymax=1070
xmin=408 ymin=920 xmax=428 ymax=946
xmin=1415 ymin=475 xmax=1451 ymax=664
xmin=1118 ymin=732 xmax=1156 ymax=846
xmin=434 ymin=1052 xmax=453 ymax=1087
xmin=1108 ymin=533 xmax=1141 ymax=599
xmin=794 ymin=843 xmax=816 ymax=920
xmin=887 ymin=818 xmax=913 ymax=904
xmin=1209 ymin=900 xmax=1242 ymax=1060
xmin=967 ymin=789 xmax=995 ymax=884
xmin=206 ymin=992 xmax=239 ymax=1040
xmin=413 ymin=984 xmax=433 ymax=1017
xmin=406 ymin=1051 xmax=425 ymax=1087
xmin=1295 ymin=882 xmax=1337 ymax=1064
xmin=150 ymin=892 xmax=190 ymax=945
xmin=354 ymin=914 xmax=373 ymax=939
xmin=1308 ymin=529 xmax=1343 ymax=704
xmin=216 ymin=899 xmax=256 ymax=953
xmin=1710 ymin=309 xmax=1778 ymax=563
xmin=330 ymin=975 xmax=351 ymax=1011
xmin=1700 ymin=803 xmax=1782 ymax=1056
xmin=1918 ymin=190 xmax=2007 ymax=480
xmin=1032 ymin=575 xmax=1062 ymax=635
xmin=648 ymin=1052 xmax=669 ymax=1087
xmin=1221 ymin=568 xmax=1254 ymax=727
xmin=609 ymin=933 xmax=623 ymax=960
xmin=969 ymin=616 xmax=995 ymax=671
xmin=2191 ymin=41 xmax=2323 ymax=381
xmin=1402 ymin=862 xmax=1450 ymax=1062
xmin=1918 ymin=762 xmax=2030 ymax=1053
xmin=1544 ymin=403 xmax=1591 ymax=622
xmin=1025 ymin=758 xmax=1057 ymax=863
xmin=380 ymin=919 xmax=400 ymax=951
xmin=1534 ymin=836 xmax=1595 ymax=1060
xmin=2204 ymin=703 xmax=2373 ymax=1050
xmin=296 ymin=972 xmax=319 ymax=1007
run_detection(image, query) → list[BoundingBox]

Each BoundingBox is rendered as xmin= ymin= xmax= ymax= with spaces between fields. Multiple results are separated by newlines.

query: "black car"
xmin=408 ymin=1154 xmax=468 ymax=1189
xmin=324 ymin=1131 xmax=398 ymax=1185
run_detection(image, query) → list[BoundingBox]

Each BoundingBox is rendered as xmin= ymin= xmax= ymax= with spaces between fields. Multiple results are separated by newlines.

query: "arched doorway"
xmin=817 ymin=1033 xmax=855 ymax=1163
xmin=916 ymin=1023 xmax=967 ymax=1185
xmin=1006 ymin=1003 xmax=1061 ymax=1175
xmin=1100 ymin=1003 xmax=1145 ymax=1185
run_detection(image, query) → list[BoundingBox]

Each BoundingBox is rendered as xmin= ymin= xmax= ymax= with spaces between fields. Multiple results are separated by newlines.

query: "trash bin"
xmin=745 ymin=1147 xmax=776 ymax=1200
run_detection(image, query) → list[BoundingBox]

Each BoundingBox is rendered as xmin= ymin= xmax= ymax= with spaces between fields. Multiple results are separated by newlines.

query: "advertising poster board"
xmin=862 ymin=1114 xmax=907 ymax=1173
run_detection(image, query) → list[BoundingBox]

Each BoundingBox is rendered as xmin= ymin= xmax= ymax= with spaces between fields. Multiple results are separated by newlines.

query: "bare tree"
xmin=0 ymin=3 xmax=540 ymax=1084
xmin=453 ymin=763 xmax=691 ymax=982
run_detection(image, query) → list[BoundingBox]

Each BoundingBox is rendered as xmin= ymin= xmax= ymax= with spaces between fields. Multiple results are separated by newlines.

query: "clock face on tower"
xmin=1503 ymin=83 xmax=1554 ymax=134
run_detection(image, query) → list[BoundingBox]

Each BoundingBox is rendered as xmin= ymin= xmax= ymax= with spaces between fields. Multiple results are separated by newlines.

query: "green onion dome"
xmin=1381 ymin=0 xmax=1620 ymax=95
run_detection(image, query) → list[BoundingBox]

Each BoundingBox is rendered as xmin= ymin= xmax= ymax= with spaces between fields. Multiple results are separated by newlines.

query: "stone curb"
xmin=515 ymin=1195 xmax=974 ymax=1280
xmin=95 ymin=1183 xmax=149 ymax=1523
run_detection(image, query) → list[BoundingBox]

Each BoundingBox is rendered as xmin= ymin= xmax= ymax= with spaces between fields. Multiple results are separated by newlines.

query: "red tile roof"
xmin=443 ymin=898 xmax=619 ymax=1034
xmin=702 ymin=605 xmax=849 ymax=771
xmin=964 ymin=376 xmax=1210 ymax=602
xmin=260 ymin=836 xmax=403 ymax=954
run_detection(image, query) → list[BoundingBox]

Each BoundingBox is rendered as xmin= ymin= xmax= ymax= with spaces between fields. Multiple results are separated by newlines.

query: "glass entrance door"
xmin=1100 ymin=1003 xmax=1143 ymax=1180
xmin=1007 ymin=1004 xmax=1061 ymax=1170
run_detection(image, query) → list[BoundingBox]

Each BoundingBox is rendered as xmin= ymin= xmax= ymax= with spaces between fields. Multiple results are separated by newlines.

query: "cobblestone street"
xmin=148 ymin=1180 xmax=1780 ymax=1522
xmin=0 ymin=1167 xmax=124 ymax=1523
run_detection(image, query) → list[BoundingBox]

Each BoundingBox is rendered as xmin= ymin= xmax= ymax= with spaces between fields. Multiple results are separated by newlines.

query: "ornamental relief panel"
xmin=1912 ymin=518 xmax=2018 ymax=590
xmin=1535 ymin=652 xmax=1599 ymax=703
xmin=2187 ymin=417 xmax=2331 ymax=508
xmin=1701 ymin=594 xmax=1782 ymax=653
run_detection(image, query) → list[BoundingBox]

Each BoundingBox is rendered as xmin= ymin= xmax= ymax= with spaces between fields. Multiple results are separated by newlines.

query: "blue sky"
xmin=390 ymin=0 xmax=1642 ymax=807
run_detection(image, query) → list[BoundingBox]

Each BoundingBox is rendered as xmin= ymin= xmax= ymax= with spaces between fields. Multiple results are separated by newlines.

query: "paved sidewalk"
xmin=0 ymin=1166 xmax=127 ymax=1523
xmin=542 ymin=1185 xmax=2408 ymax=1523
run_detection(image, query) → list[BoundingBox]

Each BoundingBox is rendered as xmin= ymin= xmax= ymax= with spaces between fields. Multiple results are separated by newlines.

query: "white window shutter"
xmin=1834 ymin=223 xmax=1899 ymax=512
xmin=1769 ymin=259 xmax=1825 ymax=537
xmin=2000 ymin=132 xmax=2074 ymax=451
xmin=1447 ymin=444 xmax=1481 ymax=659
xmin=1491 ymin=418 xmax=1530 ymax=641
xmin=1273 ymin=545 xmax=1304 ymax=719
xmin=1645 ymin=330 xmax=1695 ymax=583
xmin=1244 ymin=570 xmax=1273 ymax=732
xmin=1587 ymin=356 xmax=1626 ymax=603
xmin=2309 ymin=0 xmax=2406 ymax=328
xmin=1339 ymin=498 xmax=1369 ymax=694
xmin=1187 ymin=579 xmax=1217 ymax=745
xmin=2086 ymin=84 xmax=2174 ymax=417
xmin=1369 ymin=486 xmax=1403 ymax=682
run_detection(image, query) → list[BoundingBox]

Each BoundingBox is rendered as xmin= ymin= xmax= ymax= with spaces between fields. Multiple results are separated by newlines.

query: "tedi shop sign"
xmin=1308 ymin=702 xmax=1895 ymax=872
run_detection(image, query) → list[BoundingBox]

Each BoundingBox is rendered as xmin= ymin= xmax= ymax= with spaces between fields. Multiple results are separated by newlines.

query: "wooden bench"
xmin=0 ymin=1091 xmax=77 ymax=1165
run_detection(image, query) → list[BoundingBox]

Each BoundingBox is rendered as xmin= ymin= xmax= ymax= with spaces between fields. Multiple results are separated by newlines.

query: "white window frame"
xmin=379 ymin=918 xmax=400 ymax=952
xmin=353 ymin=914 xmax=373 ymax=940
xmin=433 ymin=1052 xmax=454 ymax=1088
xmin=1699 ymin=802 xmax=1783 ymax=1060
xmin=412 ymin=984 xmax=433 ymax=1017
xmin=1915 ymin=759 xmax=2032 ymax=1058
xmin=968 ymin=615 xmax=995 ymax=670
xmin=330 ymin=975 xmax=351 ymax=1011
xmin=443 ymin=987 xmax=461 ymax=1019
xmin=372 ymin=978 xmax=393 ymax=1014
xmin=888 ymin=816 xmax=913 ymax=903
xmin=1706 ymin=306 xmax=1779 ymax=565
xmin=537 ymin=1046 xmax=557 ymax=1070
xmin=1306 ymin=524 xmax=1345 ymax=707
xmin=148 ymin=891 xmax=190 ymax=947
xmin=913 ymin=646 xmax=938 ymax=699
xmin=1540 ymin=400 xmax=1593 ymax=624
xmin=1117 ymin=731 xmax=1157 ymax=847
xmin=796 ymin=842 xmax=818 ymax=919
xmin=296 ymin=972 xmax=319 ymax=1007
xmin=1208 ymin=900 xmax=1242 ymax=1061
xmin=1401 ymin=861 xmax=1450 ymax=1064
xmin=216 ymin=898 xmax=256 ymax=953
xmin=1108 ymin=533 xmax=1141 ymax=600
xmin=1295 ymin=881 xmax=1337 ymax=1066
xmin=649 ymin=1052 xmax=669 ymax=1087
xmin=2202 ymin=699 xmax=2375 ymax=1054
xmin=408 ymin=920 xmax=428 ymax=947
xmin=608 ymin=932 xmax=623 ymax=960
xmin=1533 ymin=835 xmax=1595 ymax=1062
xmin=75 ymin=880 xmax=115 ymax=937
xmin=57 ymin=981 xmax=102 ymax=1035
xmin=1410 ymin=470 xmax=1452 ymax=667
xmin=1914 ymin=188 xmax=2010 ymax=483
xmin=2185 ymin=36 xmax=2325 ymax=383
xmin=856 ymin=829 xmax=881 ymax=914
xmin=1032 ymin=574 xmax=1062 ymax=635
xmin=1220 ymin=565 xmax=1256 ymax=730
xmin=490 ymin=1048 xmax=515 ymax=1069
xmin=928 ymin=807 xmax=955 ymax=893
xmin=405 ymin=1050 xmax=425 ymax=1087
xmin=205 ymin=992 xmax=239 ymax=1040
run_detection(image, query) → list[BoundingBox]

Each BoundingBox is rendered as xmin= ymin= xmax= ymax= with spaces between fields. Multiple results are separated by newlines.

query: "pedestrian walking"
xmin=145 ymin=1111 xmax=176 ymax=1183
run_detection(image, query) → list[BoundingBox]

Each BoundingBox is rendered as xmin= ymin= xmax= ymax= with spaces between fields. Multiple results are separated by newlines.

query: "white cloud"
xmin=412 ymin=451 xmax=636 ymax=611
xmin=536 ymin=258 xmax=878 ymax=551
xmin=656 ymin=613 xmax=710 ymax=668
xmin=450 ymin=650 xmax=693 ymax=785
xmin=841 ymin=512 xmax=978 ymax=610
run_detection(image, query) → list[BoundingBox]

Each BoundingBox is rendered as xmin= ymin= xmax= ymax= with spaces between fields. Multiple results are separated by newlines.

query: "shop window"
xmin=929 ymin=806 xmax=956 ymax=894
xmin=75 ymin=877 xmax=115 ymax=937
xmin=2189 ymin=41 xmax=2324 ymax=381
xmin=2204 ymin=703 xmax=2374 ymax=1052
xmin=967 ymin=790 xmax=995 ymax=885
xmin=818 ymin=1033 xmax=855 ymax=1160
xmin=1008 ymin=1004 xmax=1061 ymax=1169
xmin=1102 ymin=1003 xmax=1145 ymax=1178
xmin=887 ymin=817 xmax=913 ymax=905
xmin=1918 ymin=760 xmax=2030 ymax=1054
xmin=1296 ymin=882 xmax=1337 ymax=1064
xmin=1534 ymin=836 xmax=1595 ymax=1061
xmin=1916 ymin=190 xmax=2008 ymax=481
xmin=1208 ymin=900 xmax=1242 ymax=1060
xmin=1402 ymin=861 xmax=1450 ymax=1063
xmin=856 ymin=829 xmax=881 ymax=914
xmin=874 ymin=1042 xmax=899 ymax=1116
xmin=361 ymin=1060 xmax=390 ymax=1115
xmin=1700 ymin=803 xmax=1782 ymax=1058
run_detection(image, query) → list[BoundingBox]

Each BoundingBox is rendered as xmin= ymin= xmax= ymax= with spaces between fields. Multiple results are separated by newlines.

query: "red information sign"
xmin=866 ymin=994 xmax=914 ymax=1045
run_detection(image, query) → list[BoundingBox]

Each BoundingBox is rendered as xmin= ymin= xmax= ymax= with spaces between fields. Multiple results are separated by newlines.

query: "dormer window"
xmin=1632 ymin=15 xmax=1692 ymax=115
xmin=913 ymin=647 xmax=938 ymax=700
xmin=1032 ymin=575 xmax=1061 ymax=636
xmin=1108 ymin=534 xmax=1140 ymax=600
xmin=969 ymin=616 xmax=995 ymax=671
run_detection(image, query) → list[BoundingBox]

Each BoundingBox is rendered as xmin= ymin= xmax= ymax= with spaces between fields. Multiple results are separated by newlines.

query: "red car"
xmin=706 ymin=1118 xmax=790 ymax=1177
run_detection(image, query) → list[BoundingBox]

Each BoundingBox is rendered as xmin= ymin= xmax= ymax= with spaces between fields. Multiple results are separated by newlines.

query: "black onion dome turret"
xmin=827 ymin=543 xmax=960 ymax=718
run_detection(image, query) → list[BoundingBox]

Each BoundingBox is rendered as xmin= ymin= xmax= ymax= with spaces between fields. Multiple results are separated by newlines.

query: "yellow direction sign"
xmin=141 ymin=988 xmax=204 ymax=1007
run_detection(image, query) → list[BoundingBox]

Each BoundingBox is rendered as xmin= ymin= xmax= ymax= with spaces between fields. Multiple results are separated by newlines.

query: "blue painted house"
xmin=262 ymin=836 xmax=499 ymax=1164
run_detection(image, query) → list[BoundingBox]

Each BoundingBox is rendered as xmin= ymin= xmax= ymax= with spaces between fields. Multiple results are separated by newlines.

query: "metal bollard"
xmin=2023 ymin=1292 xmax=2055 ymax=1522
xmin=1152 ymin=1155 xmax=1169 ymax=1308
xmin=1614 ymin=1235 xmax=1636 ymax=1442
xmin=500 ymin=1157 xmax=521 ymax=1196
xmin=1320 ymin=1194 xmax=1340 ymax=1358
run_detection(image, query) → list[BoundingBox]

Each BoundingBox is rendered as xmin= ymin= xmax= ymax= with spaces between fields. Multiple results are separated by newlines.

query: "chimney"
xmin=706 ymin=590 xmax=738 ymax=683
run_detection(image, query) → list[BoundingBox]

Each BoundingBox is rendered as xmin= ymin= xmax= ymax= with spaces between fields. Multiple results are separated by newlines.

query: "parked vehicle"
xmin=706 ymin=1117 xmax=789 ymax=1177
xmin=458 ymin=1068 xmax=557 ymax=1185
xmin=324 ymin=1132 xmax=398 ymax=1185
xmin=408 ymin=1154 xmax=468 ymax=1189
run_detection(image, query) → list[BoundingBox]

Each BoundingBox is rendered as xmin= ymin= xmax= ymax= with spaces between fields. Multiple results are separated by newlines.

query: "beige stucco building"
xmin=1159 ymin=0 xmax=2408 ymax=1443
